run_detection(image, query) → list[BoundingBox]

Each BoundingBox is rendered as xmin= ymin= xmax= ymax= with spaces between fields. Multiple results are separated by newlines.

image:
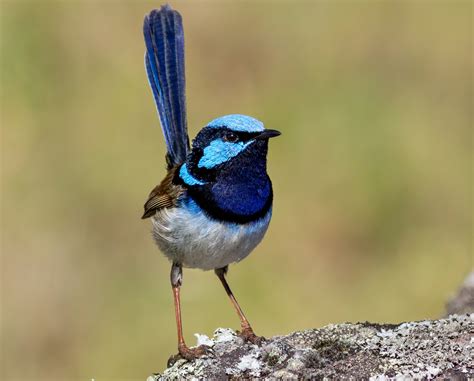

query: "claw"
xmin=167 ymin=354 xmax=180 ymax=368
xmin=180 ymin=344 xmax=212 ymax=360
xmin=238 ymin=327 xmax=265 ymax=345
xmin=167 ymin=344 xmax=212 ymax=366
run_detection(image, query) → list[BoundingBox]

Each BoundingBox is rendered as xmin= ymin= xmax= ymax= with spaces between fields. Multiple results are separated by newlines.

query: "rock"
xmin=148 ymin=314 xmax=473 ymax=380
xmin=446 ymin=272 xmax=474 ymax=315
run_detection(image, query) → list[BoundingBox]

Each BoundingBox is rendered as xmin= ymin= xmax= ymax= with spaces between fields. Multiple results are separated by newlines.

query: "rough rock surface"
xmin=446 ymin=272 xmax=474 ymax=315
xmin=148 ymin=314 xmax=473 ymax=380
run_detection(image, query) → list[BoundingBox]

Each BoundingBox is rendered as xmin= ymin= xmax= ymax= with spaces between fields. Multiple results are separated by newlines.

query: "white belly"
xmin=151 ymin=201 xmax=271 ymax=270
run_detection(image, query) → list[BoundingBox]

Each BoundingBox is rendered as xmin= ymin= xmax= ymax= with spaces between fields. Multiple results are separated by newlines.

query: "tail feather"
xmin=144 ymin=5 xmax=189 ymax=168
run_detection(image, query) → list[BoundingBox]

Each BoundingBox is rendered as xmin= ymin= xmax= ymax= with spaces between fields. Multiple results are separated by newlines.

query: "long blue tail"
xmin=143 ymin=5 xmax=189 ymax=168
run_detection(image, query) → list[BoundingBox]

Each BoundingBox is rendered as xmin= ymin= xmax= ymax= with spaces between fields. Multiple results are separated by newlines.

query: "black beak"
xmin=255 ymin=129 xmax=281 ymax=140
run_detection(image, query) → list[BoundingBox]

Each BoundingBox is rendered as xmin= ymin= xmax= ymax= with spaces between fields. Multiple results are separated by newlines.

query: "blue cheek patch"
xmin=198 ymin=139 xmax=254 ymax=169
xmin=179 ymin=163 xmax=206 ymax=186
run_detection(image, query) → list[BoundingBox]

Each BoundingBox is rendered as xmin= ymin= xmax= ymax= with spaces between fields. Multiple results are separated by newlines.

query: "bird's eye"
xmin=223 ymin=132 xmax=238 ymax=143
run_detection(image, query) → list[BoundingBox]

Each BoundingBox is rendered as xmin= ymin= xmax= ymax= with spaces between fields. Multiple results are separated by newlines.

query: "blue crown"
xmin=207 ymin=114 xmax=264 ymax=133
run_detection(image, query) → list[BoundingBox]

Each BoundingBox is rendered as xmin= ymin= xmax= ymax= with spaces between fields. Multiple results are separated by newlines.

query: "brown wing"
xmin=141 ymin=166 xmax=185 ymax=219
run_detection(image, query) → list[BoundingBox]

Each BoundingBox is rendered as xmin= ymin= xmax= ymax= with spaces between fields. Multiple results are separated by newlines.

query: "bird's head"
xmin=181 ymin=114 xmax=280 ymax=185
xmin=176 ymin=114 xmax=280 ymax=221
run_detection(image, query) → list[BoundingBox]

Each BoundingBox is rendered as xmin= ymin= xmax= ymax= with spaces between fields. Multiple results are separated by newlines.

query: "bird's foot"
xmin=179 ymin=344 xmax=212 ymax=360
xmin=238 ymin=327 xmax=265 ymax=345
xmin=168 ymin=344 xmax=212 ymax=366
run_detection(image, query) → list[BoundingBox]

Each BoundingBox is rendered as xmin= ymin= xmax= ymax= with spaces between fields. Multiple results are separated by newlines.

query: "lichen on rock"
xmin=148 ymin=314 xmax=473 ymax=380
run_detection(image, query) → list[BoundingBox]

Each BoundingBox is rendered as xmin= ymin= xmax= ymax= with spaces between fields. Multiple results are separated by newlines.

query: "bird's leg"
xmin=215 ymin=266 xmax=264 ymax=345
xmin=170 ymin=263 xmax=209 ymax=361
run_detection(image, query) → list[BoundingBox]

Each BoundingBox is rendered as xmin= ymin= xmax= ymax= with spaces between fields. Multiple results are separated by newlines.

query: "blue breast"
xmin=210 ymin=172 xmax=271 ymax=217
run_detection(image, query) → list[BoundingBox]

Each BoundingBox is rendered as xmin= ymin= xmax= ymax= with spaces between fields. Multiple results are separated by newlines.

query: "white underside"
xmin=151 ymin=204 xmax=271 ymax=270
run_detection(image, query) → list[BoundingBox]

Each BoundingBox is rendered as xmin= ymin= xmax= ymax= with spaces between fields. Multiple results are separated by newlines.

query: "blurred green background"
xmin=1 ymin=0 xmax=472 ymax=380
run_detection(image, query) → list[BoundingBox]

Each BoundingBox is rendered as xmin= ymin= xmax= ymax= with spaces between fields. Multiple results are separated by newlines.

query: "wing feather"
xmin=142 ymin=167 xmax=185 ymax=219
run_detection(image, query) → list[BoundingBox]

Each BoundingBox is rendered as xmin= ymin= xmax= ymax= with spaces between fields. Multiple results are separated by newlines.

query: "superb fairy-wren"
xmin=141 ymin=5 xmax=280 ymax=360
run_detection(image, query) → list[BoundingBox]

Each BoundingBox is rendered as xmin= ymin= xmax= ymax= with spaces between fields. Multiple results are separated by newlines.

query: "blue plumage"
xmin=179 ymin=124 xmax=274 ymax=223
xmin=179 ymin=163 xmax=205 ymax=186
xmin=144 ymin=5 xmax=188 ymax=168
xmin=197 ymin=139 xmax=253 ymax=169
xmin=208 ymin=114 xmax=264 ymax=132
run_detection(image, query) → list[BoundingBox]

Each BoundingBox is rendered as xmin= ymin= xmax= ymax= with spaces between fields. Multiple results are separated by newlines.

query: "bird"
xmin=141 ymin=4 xmax=280 ymax=360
